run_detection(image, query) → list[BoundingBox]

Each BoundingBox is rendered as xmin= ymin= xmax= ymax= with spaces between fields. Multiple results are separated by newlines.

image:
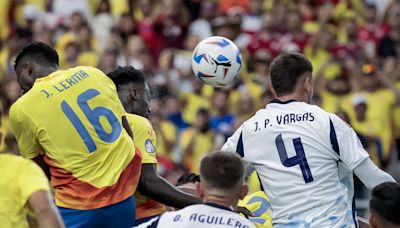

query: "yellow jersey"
xmin=126 ymin=114 xmax=166 ymax=220
xmin=0 ymin=153 xmax=50 ymax=228
xmin=238 ymin=191 xmax=272 ymax=228
xmin=153 ymin=120 xmax=177 ymax=158
xmin=10 ymin=66 xmax=141 ymax=210
xmin=181 ymin=128 xmax=213 ymax=173
xmin=394 ymin=82 xmax=400 ymax=137
xmin=344 ymin=89 xmax=396 ymax=166
xmin=180 ymin=92 xmax=210 ymax=125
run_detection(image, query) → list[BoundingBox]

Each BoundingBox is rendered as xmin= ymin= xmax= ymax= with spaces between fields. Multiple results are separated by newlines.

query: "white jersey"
xmin=136 ymin=203 xmax=255 ymax=228
xmin=222 ymin=100 xmax=369 ymax=227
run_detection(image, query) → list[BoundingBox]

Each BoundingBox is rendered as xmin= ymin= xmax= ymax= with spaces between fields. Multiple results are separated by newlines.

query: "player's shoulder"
xmin=126 ymin=114 xmax=152 ymax=129
xmin=0 ymin=153 xmax=24 ymax=164
xmin=68 ymin=66 xmax=109 ymax=81
xmin=0 ymin=153 xmax=39 ymax=173
xmin=9 ymin=96 xmax=26 ymax=118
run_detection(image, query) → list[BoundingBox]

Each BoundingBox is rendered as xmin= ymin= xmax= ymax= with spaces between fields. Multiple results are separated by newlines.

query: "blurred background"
xmin=0 ymin=0 xmax=400 ymax=218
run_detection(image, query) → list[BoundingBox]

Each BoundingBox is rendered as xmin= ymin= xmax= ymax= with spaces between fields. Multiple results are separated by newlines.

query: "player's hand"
xmin=237 ymin=206 xmax=254 ymax=218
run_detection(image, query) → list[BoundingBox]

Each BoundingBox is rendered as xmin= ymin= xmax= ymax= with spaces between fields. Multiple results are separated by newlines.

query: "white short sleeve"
xmin=221 ymin=125 xmax=243 ymax=155
xmin=328 ymin=114 xmax=369 ymax=170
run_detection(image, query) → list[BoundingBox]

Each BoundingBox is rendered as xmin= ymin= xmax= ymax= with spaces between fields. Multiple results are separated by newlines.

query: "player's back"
xmin=10 ymin=66 xmax=140 ymax=210
xmin=226 ymin=100 xmax=366 ymax=227
xmin=137 ymin=204 xmax=255 ymax=228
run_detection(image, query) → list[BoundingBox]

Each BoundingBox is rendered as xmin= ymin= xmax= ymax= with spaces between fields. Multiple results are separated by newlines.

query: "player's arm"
xmin=19 ymin=159 xmax=63 ymax=228
xmin=9 ymin=104 xmax=51 ymax=176
xmin=9 ymin=104 xmax=40 ymax=158
xmin=329 ymin=114 xmax=395 ymax=188
xmin=122 ymin=115 xmax=134 ymax=139
xmin=222 ymin=125 xmax=255 ymax=177
xmin=353 ymin=159 xmax=395 ymax=188
xmin=33 ymin=155 xmax=51 ymax=179
xmin=138 ymin=164 xmax=202 ymax=208
xmin=28 ymin=190 xmax=64 ymax=228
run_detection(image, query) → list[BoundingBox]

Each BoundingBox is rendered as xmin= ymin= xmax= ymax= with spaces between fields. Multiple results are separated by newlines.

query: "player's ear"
xmin=268 ymin=83 xmax=277 ymax=98
xmin=239 ymin=183 xmax=249 ymax=200
xmin=304 ymin=76 xmax=313 ymax=92
xmin=130 ymin=88 xmax=137 ymax=100
xmin=196 ymin=182 xmax=205 ymax=198
xmin=26 ymin=60 xmax=34 ymax=77
xmin=369 ymin=212 xmax=377 ymax=228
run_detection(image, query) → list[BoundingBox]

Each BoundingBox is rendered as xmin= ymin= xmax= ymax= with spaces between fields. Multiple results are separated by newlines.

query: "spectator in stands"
xmin=148 ymin=98 xmax=177 ymax=162
xmin=181 ymin=108 xmax=214 ymax=172
xmin=211 ymin=89 xmax=236 ymax=139
xmin=369 ymin=182 xmax=400 ymax=228
xmin=188 ymin=1 xmax=216 ymax=41
xmin=92 ymin=0 xmax=116 ymax=50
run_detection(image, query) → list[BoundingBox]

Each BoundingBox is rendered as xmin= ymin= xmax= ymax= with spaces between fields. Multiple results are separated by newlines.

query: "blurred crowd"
xmin=1 ymin=0 xmax=400 ymax=188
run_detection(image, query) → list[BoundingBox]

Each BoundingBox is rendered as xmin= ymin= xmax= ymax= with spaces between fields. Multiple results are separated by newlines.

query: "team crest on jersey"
xmin=145 ymin=139 xmax=155 ymax=153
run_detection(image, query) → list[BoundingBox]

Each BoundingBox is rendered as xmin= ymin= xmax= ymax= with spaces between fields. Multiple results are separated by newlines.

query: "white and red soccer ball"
xmin=192 ymin=36 xmax=242 ymax=87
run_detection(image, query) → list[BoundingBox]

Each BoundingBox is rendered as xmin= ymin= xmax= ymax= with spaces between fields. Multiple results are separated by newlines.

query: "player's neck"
xmin=203 ymin=194 xmax=238 ymax=211
xmin=275 ymin=93 xmax=307 ymax=103
xmin=35 ymin=66 xmax=59 ymax=79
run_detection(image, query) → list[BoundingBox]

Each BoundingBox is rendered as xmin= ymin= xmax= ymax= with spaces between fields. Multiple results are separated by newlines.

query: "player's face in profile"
xmin=133 ymin=82 xmax=151 ymax=118
xmin=15 ymin=62 xmax=35 ymax=93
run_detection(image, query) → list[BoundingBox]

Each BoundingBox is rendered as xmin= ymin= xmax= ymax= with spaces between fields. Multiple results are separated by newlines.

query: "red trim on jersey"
xmin=45 ymin=148 xmax=142 ymax=210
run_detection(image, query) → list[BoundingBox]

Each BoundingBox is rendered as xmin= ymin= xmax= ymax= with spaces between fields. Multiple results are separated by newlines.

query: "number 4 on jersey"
xmin=275 ymin=134 xmax=314 ymax=183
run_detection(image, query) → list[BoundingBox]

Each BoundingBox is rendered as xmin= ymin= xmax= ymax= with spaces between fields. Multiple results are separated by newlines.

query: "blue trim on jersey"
xmin=269 ymin=99 xmax=297 ymax=104
xmin=148 ymin=216 xmax=160 ymax=228
xmin=374 ymin=139 xmax=384 ymax=166
xmin=352 ymin=196 xmax=358 ymax=228
xmin=236 ymin=132 xmax=244 ymax=157
xmin=329 ymin=118 xmax=340 ymax=155
xmin=136 ymin=214 xmax=161 ymax=226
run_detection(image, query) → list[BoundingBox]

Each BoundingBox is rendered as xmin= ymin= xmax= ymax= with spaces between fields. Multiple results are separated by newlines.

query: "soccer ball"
xmin=192 ymin=36 xmax=242 ymax=87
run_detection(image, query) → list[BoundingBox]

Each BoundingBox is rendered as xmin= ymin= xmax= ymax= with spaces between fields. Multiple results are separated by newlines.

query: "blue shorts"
xmin=59 ymin=196 xmax=136 ymax=228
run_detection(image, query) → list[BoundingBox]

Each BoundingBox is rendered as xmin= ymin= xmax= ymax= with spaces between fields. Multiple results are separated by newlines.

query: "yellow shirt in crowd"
xmin=181 ymin=128 xmax=213 ymax=173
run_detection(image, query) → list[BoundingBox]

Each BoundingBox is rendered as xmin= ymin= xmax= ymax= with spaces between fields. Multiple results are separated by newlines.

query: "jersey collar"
xmin=204 ymin=202 xmax=234 ymax=212
xmin=35 ymin=70 xmax=62 ymax=83
xmin=269 ymin=99 xmax=297 ymax=104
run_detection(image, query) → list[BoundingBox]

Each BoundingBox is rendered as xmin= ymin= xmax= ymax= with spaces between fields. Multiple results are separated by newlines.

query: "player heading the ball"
xmin=10 ymin=42 xmax=141 ymax=227
xmin=222 ymin=52 xmax=396 ymax=227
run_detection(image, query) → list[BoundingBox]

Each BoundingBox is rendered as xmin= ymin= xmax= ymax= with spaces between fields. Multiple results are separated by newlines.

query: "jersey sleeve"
xmin=328 ymin=113 xmax=369 ymax=170
xmin=222 ymin=125 xmax=243 ymax=157
xmin=9 ymin=102 xmax=40 ymax=159
xmin=17 ymin=158 xmax=50 ymax=207
xmin=129 ymin=115 xmax=157 ymax=164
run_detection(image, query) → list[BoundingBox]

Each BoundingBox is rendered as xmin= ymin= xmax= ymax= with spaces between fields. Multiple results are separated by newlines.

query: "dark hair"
xmin=269 ymin=52 xmax=313 ymax=96
xmin=200 ymin=151 xmax=244 ymax=192
xmin=107 ymin=66 xmax=146 ymax=90
xmin=176 ymin=173 xmax=201 ymax=186
xmin=197 ymin=107 xmax=209 ymax=116
xmin=14 ymin=42 xmax=59 ymax=70
xmin=370 ymin=182 xmax=400 ymax=225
